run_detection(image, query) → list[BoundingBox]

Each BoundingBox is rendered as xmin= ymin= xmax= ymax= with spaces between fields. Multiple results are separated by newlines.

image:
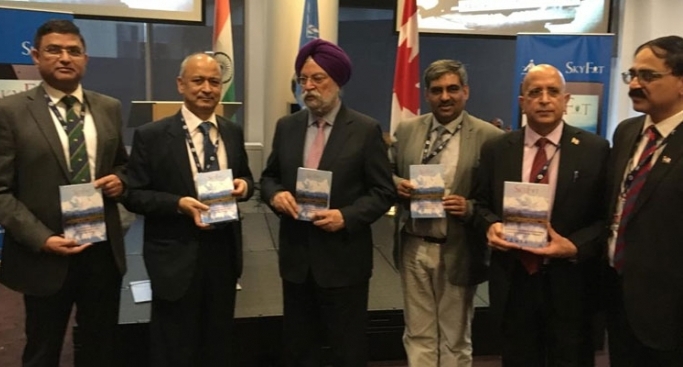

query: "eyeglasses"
xmin=42 ymin=45 xmax=85 ymax=58
xmin=297 ymin=74 xmax=328 ymax=86
xmin=621 ymin=69 xmax=672 ymax=84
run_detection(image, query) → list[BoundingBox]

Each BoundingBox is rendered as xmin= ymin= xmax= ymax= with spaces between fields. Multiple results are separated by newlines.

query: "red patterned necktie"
xmin=613 ymin=126 xmax=660 ymax=273
xmin=305 ymin=120 xmax=326 ymax=169
xmin=519 ymin=137 xmax=549 ymax=274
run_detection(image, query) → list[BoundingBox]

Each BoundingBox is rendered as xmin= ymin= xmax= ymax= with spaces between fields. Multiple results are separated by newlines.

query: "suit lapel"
xmin=633 ymin=119 xmax=683 ymax=214
xmin=452 ymin=113 xmax=474 ymax=193
xmin=218 ymin=118 xmax=239 ymax=172
xmin=552 ymin=124 xmax=581 ymax=210
xmin=503 ymin=130 xmax=524 ymax=182
xmin=27 ymin=86 xmax=70 ymax=180
xmin=85 ymin=91 xmax=109 ymax=177
xmin=168 ymin=112 xmax=197 ymax=196
xmin=318 ymin=106 xmax=352 ymax=170
xmin=406 ymin=115 xmax=431 ymax=167
xmin=611 ymin=118 xmax=644 ymax=207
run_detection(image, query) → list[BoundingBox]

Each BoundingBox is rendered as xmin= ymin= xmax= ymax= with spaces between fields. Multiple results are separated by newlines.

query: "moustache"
xmin=629 ymin=89 xmax=646 ymax=99
xmin=302 ymin=90 xmax=321 ymax=99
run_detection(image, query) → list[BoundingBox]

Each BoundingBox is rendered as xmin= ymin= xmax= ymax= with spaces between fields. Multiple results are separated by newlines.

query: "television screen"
xmin=0 ymin=0 xmax=202 ymax=23
xmin=399 ymin=0 xmax=610 ymax=36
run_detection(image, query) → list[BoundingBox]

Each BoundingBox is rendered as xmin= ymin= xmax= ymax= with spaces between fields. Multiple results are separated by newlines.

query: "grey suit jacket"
xmin=390 ymin=111 xmax=503 ymax=286
xmin=0 ymin=85 xmax=128 ymax=296
xmin=606 ymin=115 xmax=683 ymax=350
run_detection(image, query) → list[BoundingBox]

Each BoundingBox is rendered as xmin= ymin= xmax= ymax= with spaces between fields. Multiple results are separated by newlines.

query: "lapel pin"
xmin=662 ymin=156 xmax=671 ymax=164
xmin=571 ymin=137 xmax=580 ymax=145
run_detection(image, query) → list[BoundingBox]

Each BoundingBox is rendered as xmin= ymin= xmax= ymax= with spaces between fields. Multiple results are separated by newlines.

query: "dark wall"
xmin=339 ymin=19 xmax=517 ymax=130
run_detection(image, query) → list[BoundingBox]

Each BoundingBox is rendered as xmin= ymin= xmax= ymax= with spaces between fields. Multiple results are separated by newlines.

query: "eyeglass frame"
xmin=297 ymin=74 xmax=329 ymax=86
xmin=40 ymin=45 xmax=86 ymax=58
xmin=621 ymin=68 xmax=673 ymax=84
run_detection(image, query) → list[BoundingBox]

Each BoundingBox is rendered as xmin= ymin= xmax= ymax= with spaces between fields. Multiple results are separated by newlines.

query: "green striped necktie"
xmin=61 ymin=95 xmax=91 ymax=183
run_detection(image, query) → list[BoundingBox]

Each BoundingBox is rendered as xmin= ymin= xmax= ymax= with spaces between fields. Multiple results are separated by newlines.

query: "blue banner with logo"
xmin=0 ymin=7 xmax=73 ymax=65
xmin=512 ymin=34 xmax=614 ymax=137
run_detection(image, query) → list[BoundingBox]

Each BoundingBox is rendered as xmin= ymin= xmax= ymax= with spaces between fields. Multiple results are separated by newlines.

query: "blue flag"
xmin=294 ymin=0 xmax=319 ymax=107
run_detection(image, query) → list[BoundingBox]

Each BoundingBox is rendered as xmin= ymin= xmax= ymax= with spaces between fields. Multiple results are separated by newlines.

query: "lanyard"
xmin=181 ymin=116 xmax=220 ymax=173
xmin=44 ymin=92 xmax=87 ymax=132
xmin=421 ymin=122 xmax=463 ymax=164
xmin=531 ymin=143 xmax=561 ymax=183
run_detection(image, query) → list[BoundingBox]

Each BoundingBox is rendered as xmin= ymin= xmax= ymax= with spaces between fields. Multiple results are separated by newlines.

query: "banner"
xmin=512 ymin=34 xmax=614 ymax=137
xmin=391 ymin=0 xmax=420 ymax=135
xmin=294 ymin=0 xmax=319 ymax=107
xmin=213 ymin=0 xmax=235 ymax=102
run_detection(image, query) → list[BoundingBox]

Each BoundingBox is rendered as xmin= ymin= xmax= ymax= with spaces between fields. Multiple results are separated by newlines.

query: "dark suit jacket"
xmin=473 ymin=124 xmax=609 ymax=323
xmin=123 ymin=112 xmax=254 ymax=302
xmin=0 ymin=85 xmax=128 ymax=296
xmin=390 ymin=111 xmax=503 ymax=286
xmin=606 ymin=115 xmax=683 ymax=350
xmin=260 ymin=105 xmax=396 ymax=288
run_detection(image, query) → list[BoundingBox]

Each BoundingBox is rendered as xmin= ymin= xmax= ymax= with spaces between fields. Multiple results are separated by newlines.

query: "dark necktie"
xmin=61 ymin=95 xmax=91 ymax=183
xmin=613 ymin=126 xmax=660 ymax=273
xmin=198 ymin=121 xmax=219 ymax=172
xmin=520 ymin=137 xmax=549 ymax=274
xmin=305 ymin=120 xmax=326 ymax=169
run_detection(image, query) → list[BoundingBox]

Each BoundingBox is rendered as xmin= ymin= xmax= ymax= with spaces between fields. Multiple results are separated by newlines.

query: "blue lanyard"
xmin=180 ymin=116 xmax=220 ymax=173
xmin=43 ymin=92 xmax=87 ymax=132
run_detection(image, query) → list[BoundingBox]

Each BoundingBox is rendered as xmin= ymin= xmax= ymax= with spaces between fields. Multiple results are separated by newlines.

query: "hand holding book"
xmin=520 ymin=224 xmax=577 ymax=258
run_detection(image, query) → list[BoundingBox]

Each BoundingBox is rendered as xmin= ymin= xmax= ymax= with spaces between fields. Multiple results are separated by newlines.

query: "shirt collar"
xmin=524 ymin=121 xmax=564 ymax=148
xmin=430 ymin=111 xmax=464 ymax=134
xmin=307 ymin=100 xmax=342 ymax=127
xmin=181 ymin=104 xmax=218 ymax=133
xmin=643 ymin=108 xmax=683 ymax=139
xmin=42 ymin=82 xmax=84 ymax=105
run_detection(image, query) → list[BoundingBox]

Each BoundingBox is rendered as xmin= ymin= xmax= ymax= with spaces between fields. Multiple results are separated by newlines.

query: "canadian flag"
xmin=390 ymin=0 xmax=420 ymax=135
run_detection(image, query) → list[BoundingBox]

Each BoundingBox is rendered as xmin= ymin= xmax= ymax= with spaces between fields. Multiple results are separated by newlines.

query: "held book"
xmin=196 ymin=169 xmax=239 ymax=224
xmin=59 ymin=183 xmax=107 ymax=245
xmin=296 ymin=167 xmax=332 ymax=221
xmin=502 ymin=181 xmax=550 ymax=248
xmin=410 ymin=164 xmax=446 ymax=218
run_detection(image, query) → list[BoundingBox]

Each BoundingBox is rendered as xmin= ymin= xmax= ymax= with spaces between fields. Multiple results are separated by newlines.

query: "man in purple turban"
xmin=261 ymin=39 xmax=396 ymax=366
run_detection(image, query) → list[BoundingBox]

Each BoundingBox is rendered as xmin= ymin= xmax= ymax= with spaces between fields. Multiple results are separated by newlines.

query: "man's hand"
xmin=312 ymin=209 xmax=345 ymax=232
xmin=41 ymin=235 xmax=91 ymax=255
xmin=94 ymin=174 xmax=124 ymax=198
xmin=396 ymin=179 xmax=414 ymax=200
xmin=523 ymin=224 xmax=577 ymax=258
xmin=443 ymin=194 xmax=467 ymax=217
xmin=178 ymin=197 xmax=211 ymax=229
xmin=486 ymin=222 xmax=518 ymax=251
xmin=232 ymin=178 xmax=248 ymax=198
xmin=271 ymin=191 xmax=298 ymax=218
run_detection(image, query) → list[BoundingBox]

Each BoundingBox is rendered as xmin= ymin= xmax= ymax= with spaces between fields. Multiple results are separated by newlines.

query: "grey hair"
xmin=423 ymin=59 xmax=468 ymax=87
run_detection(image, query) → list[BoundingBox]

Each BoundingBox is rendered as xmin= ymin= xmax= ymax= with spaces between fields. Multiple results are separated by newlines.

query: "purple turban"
xmin=295 ymin=39 xmax=352 ymax=87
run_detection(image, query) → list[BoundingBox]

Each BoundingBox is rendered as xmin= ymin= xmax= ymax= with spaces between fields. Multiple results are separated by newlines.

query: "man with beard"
xmin=473 ymin=64 xmax=609 ymax=366
xmin=124 ymin=53 xmax=253 ymax=366
xmin=260 ymin=39 xmax=396 ymax=366
xmin=604 ymin=36 xmax=683 ymax=367
xmin=390 ymin=59 xmax=502 ymax=366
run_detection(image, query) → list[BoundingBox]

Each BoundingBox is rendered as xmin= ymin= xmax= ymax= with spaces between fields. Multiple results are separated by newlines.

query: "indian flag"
xmin=213 ymin=0 xmax=235 ymax=102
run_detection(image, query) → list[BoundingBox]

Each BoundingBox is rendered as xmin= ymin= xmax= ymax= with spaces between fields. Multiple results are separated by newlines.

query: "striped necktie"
xmin=198 ymin=121 xmax=219 ymax=172
xmin=613 ymin=125 xmax=660 ymax=273
xmin=519 ymin=137 xmax=549 ymax=274
xmin=61 ymin=95 xmax=91 ymax=183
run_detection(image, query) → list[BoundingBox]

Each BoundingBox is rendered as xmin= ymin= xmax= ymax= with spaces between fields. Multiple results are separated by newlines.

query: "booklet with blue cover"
xmin=296 ymin=167 xmax=332 ymax=221
xmin=59 ymin=183 xmax=107 ymax=245
xmin=196 ymin=169 xmax=239 ymax=224
xmin=502 ymin=181 xmax=550 ymax=248
xmin=410 ymin=164 xmax=446 ymax=218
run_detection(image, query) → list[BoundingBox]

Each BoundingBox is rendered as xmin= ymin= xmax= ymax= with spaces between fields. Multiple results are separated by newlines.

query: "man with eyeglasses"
xmin=389 ymin=59 xmax=502 ymax=366
xmin=261 ymin=38 xmax=396 ymax=366
xmin=472 ymin=64 xmax=609 ymax=366
xmin=604 ymin=35 xmax=683 ymax=367
xmin=0 ymin=19 xmax=128 ymax=366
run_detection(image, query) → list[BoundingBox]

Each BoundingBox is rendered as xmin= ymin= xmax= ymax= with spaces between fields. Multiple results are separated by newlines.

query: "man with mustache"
xmin=473 ymin=64 xmax=609 ymax=366
xmin=389 ymin=59 xmax=502 ymax=366
xmin=0 ymin=19 xmax=128 ymax=366
xmin=260 ymin=39 xmax=396 ymax=366
xmin=123 ymin=53 xmax=253 ymax=366
xmin=604 ymin=36 xmax=683 ymax=367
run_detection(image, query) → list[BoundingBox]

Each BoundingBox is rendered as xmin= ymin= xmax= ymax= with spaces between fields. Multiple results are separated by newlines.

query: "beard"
xmin=301 ymin=90 xmax=338 ymax=116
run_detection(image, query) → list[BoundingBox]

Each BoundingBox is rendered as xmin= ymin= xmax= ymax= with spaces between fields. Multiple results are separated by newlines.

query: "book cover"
xmin=410 ymin=164 xmax=446 ymax=218
xmin=296 ymin=168 xmax=332 ymax=221
xmin=196 ymin=169 xmax=239 ymax=224
xmin=502 ymin=181 xmax=550 ymax=248
xmin=59 ymin=183 xmax=107 ymax=245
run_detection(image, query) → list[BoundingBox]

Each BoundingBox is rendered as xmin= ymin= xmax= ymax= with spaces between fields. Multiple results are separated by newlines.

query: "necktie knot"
xmin=645 ymin=125 xmax=661 ymax=141
xmin=199 ymin=121 xmax=212 ymax=136
xmin=316 ymin=119 xmax=327 ymax=129
xmin=535 ymin=137 xmax=549 ymax=149
xmin=61 ymin=95 xmax=78 ymax=109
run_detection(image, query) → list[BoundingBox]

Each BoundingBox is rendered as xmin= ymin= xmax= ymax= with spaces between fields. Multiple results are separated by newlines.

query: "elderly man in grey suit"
xmin=0 ymin=20 xmax=127 ymax=367
xmin=390 ymin=59 xmax=502 ymax=366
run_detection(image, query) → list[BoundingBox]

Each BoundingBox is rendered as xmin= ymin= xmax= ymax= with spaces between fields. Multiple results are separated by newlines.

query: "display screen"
xmin=399 ymin=0 xmax=610 ymax=36
xmin=0 ymin=0 xmax=203 ymax=23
